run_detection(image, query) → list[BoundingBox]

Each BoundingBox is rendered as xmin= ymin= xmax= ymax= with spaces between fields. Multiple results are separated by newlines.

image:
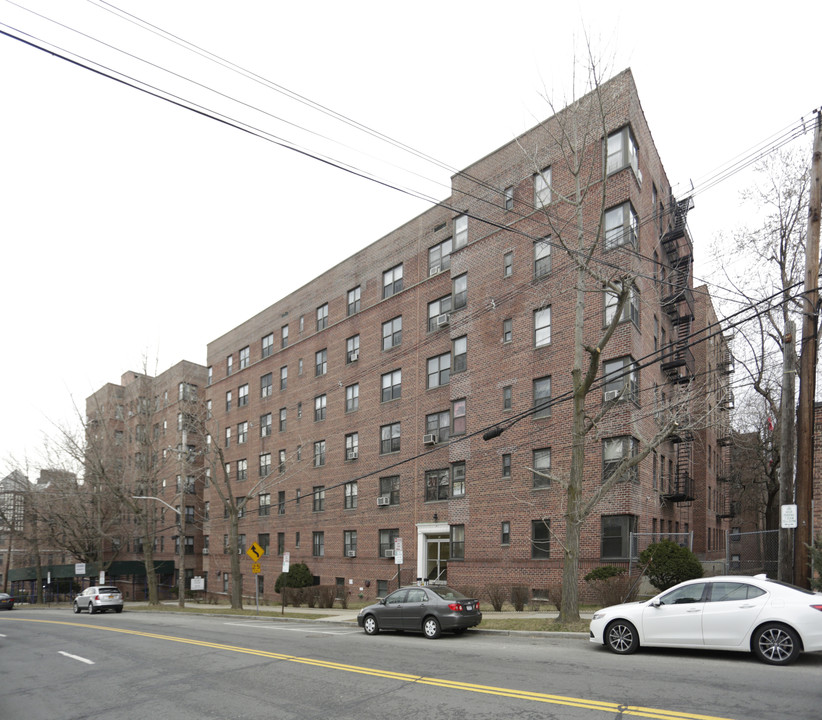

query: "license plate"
xmin=465 ymin=604 xmax=473 ymax=611
xmin=107 ymin=595 xmax=115 ymax=599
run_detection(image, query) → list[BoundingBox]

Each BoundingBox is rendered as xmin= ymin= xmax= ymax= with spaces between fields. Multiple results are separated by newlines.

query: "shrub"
xmin=510 ymin=585 xmax=529 ymax=611
xmin=584 ymin=566 xmax=639 ymax=606
xmin=810 ymin=536 xmax=822 ymax=592
xmin=274 ymin=562 xmax=313 ymax=594
xmin=547 ymin=585 xmax=562 ymax=612
xmin=483 ymin=584 xmax=507 ymax=611
xmin=639 ymin=539 xmax=703 ymax=591
xmin=318 ymin=585 xmax=336 ymax=608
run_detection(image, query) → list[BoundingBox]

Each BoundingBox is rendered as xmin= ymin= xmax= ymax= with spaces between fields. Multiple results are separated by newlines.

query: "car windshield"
xmin=428 ymin=586 xmax=467 ymax=600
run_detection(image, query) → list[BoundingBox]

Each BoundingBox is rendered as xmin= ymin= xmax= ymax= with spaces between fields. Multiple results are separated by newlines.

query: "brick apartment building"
xmin=198 ymin=68 xmax=733 ymax=603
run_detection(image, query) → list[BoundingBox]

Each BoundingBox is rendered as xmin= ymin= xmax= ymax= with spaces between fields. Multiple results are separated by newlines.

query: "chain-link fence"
xmin=726 ymin=529 xmax=779 ymax=577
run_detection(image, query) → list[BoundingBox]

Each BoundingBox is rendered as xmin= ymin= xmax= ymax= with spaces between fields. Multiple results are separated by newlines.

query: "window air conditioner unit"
xmin=377 ymin=496 xmax=391 ymax=506
xmin=347 ymin=550 xmax=357 ymax=557
xmin=423 ymin=433 xmax=437 ymax=445
xmin=350 ymin=350 xmax=359 ymax=362
xmin=603 ymin=390 xmax=621 ymax=402
xmin=436 ymin=313 xmax=450 ymax=327
xmin=349 ymin=450 xmax=359 ymax=459
xmin=384 ymin=549 xmax=395 ymax=557
xmin=202 ymin=548 xmax=209 ymax=554
xmin=430 ymin=265 xmax=441 ymax=276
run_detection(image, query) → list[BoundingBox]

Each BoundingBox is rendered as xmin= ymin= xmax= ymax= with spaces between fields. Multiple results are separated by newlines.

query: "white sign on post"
xmin=781 ymin=504 xmax=798 ymax=529
xmin=394 ymin=537 xmax=403 ymax=565
xmin=282 ymin=551 xmax=290 ymax=572
xmin=191 ymin=576 xmax=205 ymax=591
xmin=75 ymin=563 xmax=86 ymax=576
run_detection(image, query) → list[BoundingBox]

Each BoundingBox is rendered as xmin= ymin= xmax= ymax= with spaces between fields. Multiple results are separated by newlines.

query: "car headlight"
xmin=592 ymin=611 xmax=607 ymax=621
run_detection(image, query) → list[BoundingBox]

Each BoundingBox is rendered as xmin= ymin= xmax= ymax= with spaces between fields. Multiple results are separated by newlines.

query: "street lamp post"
xmin=132 ymin=495 xmax=186 ymax=608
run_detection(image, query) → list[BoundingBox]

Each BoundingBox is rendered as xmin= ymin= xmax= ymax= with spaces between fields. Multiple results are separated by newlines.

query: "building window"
xmin=452 ymin=336 xmax=467 ymax=373
xmin=533 ymin=376 xmax=551 ymax=419
xmin=237 ymin=384 xmax=249 ymax=407
xmin=426 ymin=410 xmax=450 ymax=443
xmin=379 ymin=528 xmax=399 ymax=558
xmin=314 ymin=394 xmax=327 ymax=422
xmin=280 ymin=325 xmax=288 ymax=349
xmin=603 ymin=436 xmax=639 ymax=483
xmin=502 ymin=318 xmax=513 ymax=343
xmin=312 ymin=486 xmax=325 ymax=512
xmin=428 ymin=295 xmax=452 ymax=331
xmin=277 ymin=532 xmax=285 ymax=555
xmin=531 ymin=519 xmax=551 ymax=558
xmin=534 ymin=238 xmax=551 ymax=278
xmin=316 ymin=303 xmax=328 ymax=331
xmin=313 ymin=531 xmax=325 ymax=557
xmin=343 ymin=530 xmax=358 ymax=557
xmin=381 ymin=369 xmax=402 ymax=402
xmin=347 ymin=286 xmax=361 ymax=316
xmin=605 ymin=282 xmax=640 ymax=326
xmin=383 ymin=263 xmax=403 ymax=298
xmin=315 ymin=349 xmax=327 ymax=376
xmin=382 ymin=316 xmax=402 ymax=350
xmin=534 ymin=307 xmax=551 ymax=347
xmin=601 ymin=515 xmax=638 ymax=559
xmin=452 ymin=273 xmax=467 ymax=310
xmin=603 ymin=356 xmax=638 ymax=403
xmin=429 ymin=238 xmax=452 ymax=274
xmin=424 ymin=469 xmax=449 ymax=501
xmin=344 ymin=481 xmax=358 ymax=510
xmin=225 ymin=390 xmax=232 ymax=412
xmin=380 ymin=423 xmax=401 ymax=454
xmin=259 ymin=492 xmax=271 ymax=516
xmin=298 ymin=358 xmax=303 ymax=375
xmin=260 ymin=373 xmax=273 ymax=399
xmin=451 ymin=398 xmax=466 ymax=436
xmin=278 ymin=449 xmax=286 ymax=474
xmin=450 ymin=524 xmax=465 ymax=559
xmin=380 ymin=475 xmax=400 ymax=505
xmin=260 ymin=413 xmax=272 ymax=437
xmin=501 ymin=521 xmax=511 ymax=545
xmin=346 ymin=335 xmax=360 ymax=363
xmin=313 ymin=440 xmax=326 ymax=467
xmin=453 ymin=214 xmax=468 ymax=249
xmin=226 ymin=354 xmax=233 ymax=376
xmin=345 ymin=432 xmax=359 ymax=460
xmin=502 ymin=454 xmax=511 ymax=478
xmin=606 ymin=125 xmax=638 ymax=177
xmin=604 ymin=202 xmax=638 ymax=250
xmin=533 ymin=448 xmax=551 ymax=488
xmin=224 ymin=427 xmax=231 ymax=448
xmin=534 ymin=167 xmax=551 ymax=208
xmin=278 ymin=407 xmax=286 ymax=432
xmin=503 ymin=251 xmax=513 ymax=278
xmin=237 ymin=459 xmax=247 ymax=482
xmin=207 ymin=366 xmax=213 ymax=386
xmin=451 ymin=462 xmax=466 ymax=497
xmin=258 ymin=534 xmax=270 ymax=556
xmin=345 ymin=383 xmax=359 ymax=413
xmin=238 ymin=346 xmax=250 ymax=370
xmin=295 ymin=531 xmax=300 ymax=548
xmin=280 ymin=366 xmax=287 ymax=390
xmin=259 ymin=453 xmax=271 ymax=478
xmin=503 ymin=385 xmax=513 ymax=410
xmin=427 ymin=352 xmax=451 ymax=388
xmin=278 ymin=491 xmax=285 ymax=515
xmin=504 ymin=186 xmax=514 ymax=211
xmin=237 ymin=421 xmax=248 ymax=444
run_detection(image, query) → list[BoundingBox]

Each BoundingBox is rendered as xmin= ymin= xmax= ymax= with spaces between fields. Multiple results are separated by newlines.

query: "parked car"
xmin=357 ymin=585 xmax=481 ymax=639
xmin=73 ymin=586 xmax=124 ymax=614
xmin=0 ymin=593 xmax=14 ymax=610
xmin=590 ymin=574 xmax=822 ymax=665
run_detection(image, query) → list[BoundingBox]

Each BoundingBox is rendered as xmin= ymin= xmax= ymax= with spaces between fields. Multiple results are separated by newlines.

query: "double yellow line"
xmin=8 ymin=618 xmax=736 ymax=720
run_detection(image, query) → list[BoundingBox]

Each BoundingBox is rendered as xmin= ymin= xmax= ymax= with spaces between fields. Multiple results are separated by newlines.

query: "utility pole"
xmin=794 ymin=109 xmax=822 ymax=589
xmin=779 ymin=320 xmax=796 ymax=582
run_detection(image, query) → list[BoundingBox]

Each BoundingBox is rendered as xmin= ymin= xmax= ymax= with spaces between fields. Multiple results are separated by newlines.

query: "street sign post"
xmin=245 ymin=542 xmax=265 ymax=614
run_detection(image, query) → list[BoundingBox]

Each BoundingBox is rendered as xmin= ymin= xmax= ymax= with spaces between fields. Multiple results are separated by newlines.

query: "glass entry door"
xmin=426 ymin=534 xmax=450 ymax=583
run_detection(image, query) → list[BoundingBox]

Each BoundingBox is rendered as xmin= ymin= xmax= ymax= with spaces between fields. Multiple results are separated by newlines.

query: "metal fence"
xmin=726 ymin=529 xmax=779 ymax=577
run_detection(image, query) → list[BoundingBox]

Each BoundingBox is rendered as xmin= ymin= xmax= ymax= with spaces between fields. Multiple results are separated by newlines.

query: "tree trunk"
xmin=229 ymin=510 xmax=243 ymax=609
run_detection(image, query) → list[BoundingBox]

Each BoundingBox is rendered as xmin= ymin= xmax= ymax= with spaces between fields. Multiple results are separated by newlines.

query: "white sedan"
xmin=590 ymin=575 xmax=822 ymax=665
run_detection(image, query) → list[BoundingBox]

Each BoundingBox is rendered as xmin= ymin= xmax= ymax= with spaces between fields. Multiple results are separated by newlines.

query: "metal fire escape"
xmin=660 ymin=197 xmax=695 ymax=504
xmin=716 ymin=334 xmax=736 ymax=518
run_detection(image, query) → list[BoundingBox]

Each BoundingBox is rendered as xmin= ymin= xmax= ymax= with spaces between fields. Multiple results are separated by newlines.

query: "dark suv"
xmin=74 ymin=586 xmax=124 ymax=614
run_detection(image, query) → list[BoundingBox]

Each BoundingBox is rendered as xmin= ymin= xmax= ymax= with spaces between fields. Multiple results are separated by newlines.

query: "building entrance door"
xmin=426 ymin=534 xmax=449 ymax=583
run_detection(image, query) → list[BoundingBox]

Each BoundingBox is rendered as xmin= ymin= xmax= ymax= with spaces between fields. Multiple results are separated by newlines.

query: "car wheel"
xmin=363 ymin=615 xmax=379 ymax=635
xmin=605 ymin=620 xmax=639 ymax=654
xmin=752 ymin=623 xmax=801 ymax=665
xmin=89 ymin=604 xmax=96 ymax=614
xmin=73 ymin=601 xmax=81 ymax=614
xmin=423 ymin=616 xmax=442 ymax=639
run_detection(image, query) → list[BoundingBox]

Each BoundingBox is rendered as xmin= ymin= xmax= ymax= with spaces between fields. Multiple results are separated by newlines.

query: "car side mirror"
xmin=651 ymin=599 xmax=661 ymax=608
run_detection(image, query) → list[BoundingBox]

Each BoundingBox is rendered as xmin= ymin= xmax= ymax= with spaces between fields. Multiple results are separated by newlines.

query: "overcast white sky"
xmin=1 ymin=0 xmax=820 ymax=474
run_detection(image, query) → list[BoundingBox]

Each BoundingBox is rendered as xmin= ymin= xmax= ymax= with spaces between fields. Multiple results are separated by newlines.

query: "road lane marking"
xmin=7 ymin=618 xmax=737 ymax=720
xmin=58 ymin=651 xmax=95 ymax=664
xmin=223 ymin=621 xmax=358 ymax=635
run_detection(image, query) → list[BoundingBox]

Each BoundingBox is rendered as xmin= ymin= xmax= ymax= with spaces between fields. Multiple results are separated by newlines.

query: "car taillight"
xmin=448 ymin=602 xmax=464 ymax=611
xmin=475 ymin=601 xmax=480 ymax=610
xmin=94 ymin=595 xmax=100 ymax=601
xmin=811 ymin=605 xmax=822 ymax=612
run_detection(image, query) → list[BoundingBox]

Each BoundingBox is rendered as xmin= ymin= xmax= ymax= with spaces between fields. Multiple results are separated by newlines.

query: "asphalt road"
xmin=1 ymin=608 xmax=819 ymax=720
